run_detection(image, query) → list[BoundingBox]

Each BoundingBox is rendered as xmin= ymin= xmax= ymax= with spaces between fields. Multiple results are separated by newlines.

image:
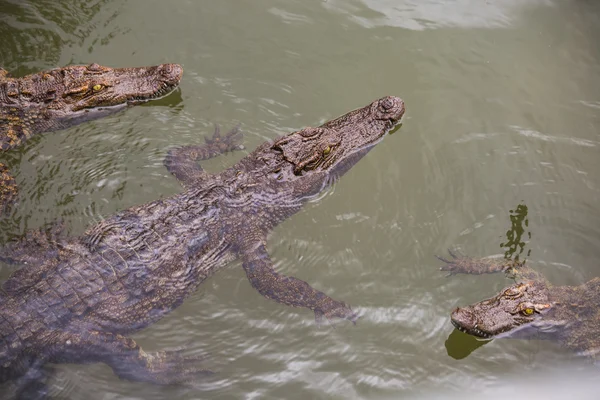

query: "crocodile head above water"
xmin=0 ymin=63 xmax=183 ymax=150
xmin=266 ymin=96 xmax=405 ymax=198
xmin=451 ymin=280 xmax=554 ymax=339
xmin=13 ymin=63 xmax=183 ymax=109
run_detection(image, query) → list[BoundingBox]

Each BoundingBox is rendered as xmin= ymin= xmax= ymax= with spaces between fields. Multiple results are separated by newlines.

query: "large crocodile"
xmin=0 ymin=62 xmax=184 ymax=213
xmin=0 ymin=96 xmax=405 ymax=396
xmin=439 ymin=251 xmax=600 ymax=356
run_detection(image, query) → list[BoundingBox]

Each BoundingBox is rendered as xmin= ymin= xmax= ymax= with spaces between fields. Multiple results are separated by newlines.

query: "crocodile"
xmin=0 ymin=62 xmax=184 ymax=214
xmin=0 ymin=96 xmax=405 ymax=396
xmin=439 ymin=250 xmax=600 ymax=357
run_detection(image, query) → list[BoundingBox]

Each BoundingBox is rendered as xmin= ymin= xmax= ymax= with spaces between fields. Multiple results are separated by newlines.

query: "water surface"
xmin=1 ymin=0 xmax=600 ymax=399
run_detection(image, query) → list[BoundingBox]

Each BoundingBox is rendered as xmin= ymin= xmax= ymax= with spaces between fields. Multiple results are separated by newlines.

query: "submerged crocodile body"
xmin=439 ymin=251 xmax=600 ymax=356
xmin=0 ymin=96 xmax=405 ymax=396
xmin=0 ymin=63 xmax=183 ymax=213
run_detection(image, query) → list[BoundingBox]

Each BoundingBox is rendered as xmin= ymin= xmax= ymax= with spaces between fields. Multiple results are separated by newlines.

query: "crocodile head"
xmin=44 ymin=63 xmax=183 ymax=111
xmin=6 ymin=63 xmax=183 ymax=134
xmin=0 ymin=63 xmax=183 ymax=151
xmin=270 ymin=96 xmax=405 ymax=197
xmin=451 ymin=280 xmax=554 ymax=339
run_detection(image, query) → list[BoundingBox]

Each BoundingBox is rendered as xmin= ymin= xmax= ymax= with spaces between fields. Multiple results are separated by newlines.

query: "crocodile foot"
xmin=437 ymin=249 xmax=515 ymax=276
xmin=314 ymin=299 xmax=359 ymax=326
xmin=138 ymin=348 xmax=214 ymax=385
xmin=204 ymin=124 xmax=244 ymax=153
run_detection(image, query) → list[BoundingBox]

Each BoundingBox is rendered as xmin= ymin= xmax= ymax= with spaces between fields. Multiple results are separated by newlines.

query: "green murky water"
xmin=1 ymin=0 xmax=600 ymax=398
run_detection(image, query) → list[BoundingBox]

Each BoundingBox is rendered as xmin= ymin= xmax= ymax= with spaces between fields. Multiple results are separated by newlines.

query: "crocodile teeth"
xmin=452 ymin=320 xmax=493 ymax=338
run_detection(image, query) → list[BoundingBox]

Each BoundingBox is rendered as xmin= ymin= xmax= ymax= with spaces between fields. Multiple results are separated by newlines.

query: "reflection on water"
xmin=323 ymin=0 xmax=551 ymax=30
xmin=416 ymin=369 xmax=600 ymax=400
xmin=0 ymin=0 xmax=126 ymax=73
xmin=501 ymin=203 xmax=531 ymax=261
xmin=445 ymin=328 xmax=490 ymax=360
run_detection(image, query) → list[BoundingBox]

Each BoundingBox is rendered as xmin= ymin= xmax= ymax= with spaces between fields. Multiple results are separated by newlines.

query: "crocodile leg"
xmin=1 ymin=222 xmax=66 ymax=295
xmin=436 ymin=250 xmax=515 ymax=275
xmin=437 ymin=250 xmax=544 ymax=281
xmin=163 ymin=125 xmax=243 ymax=189
xmin=0 ymin=222 xmax=65 ymax=266
xmin=56 ymin=330 xmax=211 ymax=385
xmin=240 ymin=242 xmax=358 ymax=325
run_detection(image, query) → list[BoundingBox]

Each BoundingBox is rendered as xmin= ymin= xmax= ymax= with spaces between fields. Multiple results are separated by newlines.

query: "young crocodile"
xmin=439 ymin=251 xmax=600 ymax=356
xmin=0 ymin=96 xmax=405 ymax=394
xmin=0 ymin=62 xmax=184 ymax=213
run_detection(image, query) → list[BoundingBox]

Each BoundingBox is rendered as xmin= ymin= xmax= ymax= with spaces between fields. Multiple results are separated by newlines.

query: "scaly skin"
xmin=0 ymin=163 xmax=17 ymax=214
xmin=0 ymin=63 xmax=183 ymax=214
xmin=0 ymin=96 xmax=405 ymax=395
xmin=439 ymin=251 xmax=600 ymax=356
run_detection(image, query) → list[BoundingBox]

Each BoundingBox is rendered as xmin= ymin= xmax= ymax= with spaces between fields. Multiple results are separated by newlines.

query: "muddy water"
xmin=1 ymin=0 xmax=599 ymax=399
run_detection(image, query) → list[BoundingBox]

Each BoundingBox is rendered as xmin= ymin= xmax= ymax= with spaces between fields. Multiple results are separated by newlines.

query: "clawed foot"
xmin=205 ymin=124 xmax=244 ymax=153
xmin=437 ymin=249 xmax=513 ymax=275
xmin=143 ymin=348 xmax=213 ymax=385
xmin=437 ymin=248 xmax=468 ymax=276
xmin=314 ymin=300 xmax=359 ymax=326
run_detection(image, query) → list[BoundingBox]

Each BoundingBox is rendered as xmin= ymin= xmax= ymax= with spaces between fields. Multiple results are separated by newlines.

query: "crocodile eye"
xmin=523 ymin=308 xmax=534 ymax=315
xmin=92 ymin=84 xmax=103 ymax=91
xmin=323 ymin=146 xmax=331 ymax=155
xmin=503 ymin=287 xmax=522 ymax=298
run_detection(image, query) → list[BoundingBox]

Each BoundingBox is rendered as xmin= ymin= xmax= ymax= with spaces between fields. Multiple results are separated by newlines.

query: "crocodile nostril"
xmin=159 ymin=64 xmax=183 ymax=84
xmin=381 ymin=97 xmax=394 ymax=111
